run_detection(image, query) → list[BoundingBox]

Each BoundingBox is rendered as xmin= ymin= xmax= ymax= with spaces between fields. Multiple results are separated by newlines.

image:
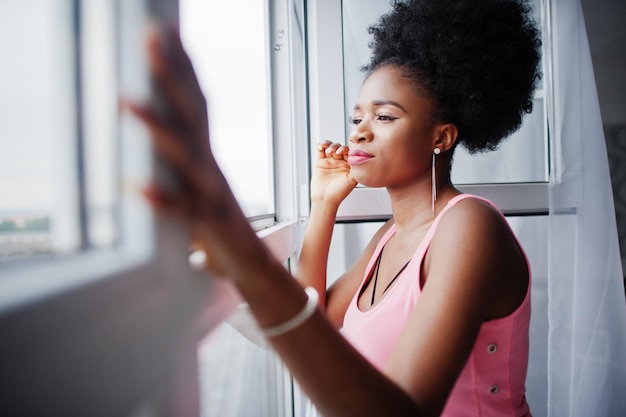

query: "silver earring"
xmin=432 ymin=148 xmax=441 ymax=215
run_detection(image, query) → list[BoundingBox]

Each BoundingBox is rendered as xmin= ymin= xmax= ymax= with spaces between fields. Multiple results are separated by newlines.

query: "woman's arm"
xmin=128 ymin=25 xmax=422 ymax=416
xmin=234 ymin=245 xmax=422 ymax=417
xmin=297 ymin=142 xmax=397 ymax=327
xmin=295 ymin=141 xmax=356 ymax=312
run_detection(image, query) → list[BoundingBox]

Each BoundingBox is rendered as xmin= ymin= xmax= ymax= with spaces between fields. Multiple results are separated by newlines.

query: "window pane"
xmin=341 ymin=0 xmax=547 ymax=185
xmin=0 ymin=0 xmax=121 ymax=261
xmin=0 ymin=0 xmax=80 ymax=259
xmin=180 ymin=0 xmax=275 ymax=218
xmin=451 ymin=97 xmax=548 ymax=184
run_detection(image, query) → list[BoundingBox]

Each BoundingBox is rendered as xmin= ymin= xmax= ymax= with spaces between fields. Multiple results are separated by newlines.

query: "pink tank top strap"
xmin=424 ymin=193 xmax=495 ymax=240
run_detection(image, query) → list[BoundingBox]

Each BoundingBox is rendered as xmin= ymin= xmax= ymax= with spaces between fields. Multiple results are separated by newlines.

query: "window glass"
xmin=0 ymin=0 xmax=80 ymax=259
xmin=180 ymin=0 xmax=275 ymax=218
xmin=341 ymin=0 xmax=547 ymax=185
xmin=0 ymin=0 xmax=121 ymax=262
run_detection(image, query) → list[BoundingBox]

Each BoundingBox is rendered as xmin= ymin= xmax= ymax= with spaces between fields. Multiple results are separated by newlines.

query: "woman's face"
xmin=347 ymin=65 xmax=441 ymax=189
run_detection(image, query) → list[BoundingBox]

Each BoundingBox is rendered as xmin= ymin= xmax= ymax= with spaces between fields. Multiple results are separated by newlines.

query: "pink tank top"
xmin=342 ymin=194 xmax=532 ymax=417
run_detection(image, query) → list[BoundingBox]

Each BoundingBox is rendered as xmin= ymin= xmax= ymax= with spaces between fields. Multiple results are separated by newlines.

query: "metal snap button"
xmin=489 ymin=384 xmax=499 ymax=394
xmin=487 ymin=343 xmax=498 ymax=354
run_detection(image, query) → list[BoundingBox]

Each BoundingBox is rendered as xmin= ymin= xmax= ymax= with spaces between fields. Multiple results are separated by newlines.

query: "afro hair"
xmin=363 ymin=0 xmax=542 ymax=154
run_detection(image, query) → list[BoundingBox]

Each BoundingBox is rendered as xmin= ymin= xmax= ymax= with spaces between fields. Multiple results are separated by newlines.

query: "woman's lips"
xmin=348 ymin=150 xmax=374 ymax=165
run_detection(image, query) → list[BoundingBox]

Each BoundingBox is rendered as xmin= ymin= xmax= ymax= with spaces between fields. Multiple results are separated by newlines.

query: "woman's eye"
xmin=348 ymin=116 xmax=362 ymax=125
xmin=376 ymin=114 xmax=396 ymax=121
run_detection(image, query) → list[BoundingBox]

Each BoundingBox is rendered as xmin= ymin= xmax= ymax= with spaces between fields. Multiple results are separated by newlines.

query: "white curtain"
xmin=540 ymin=0 xmax=626 ymax=415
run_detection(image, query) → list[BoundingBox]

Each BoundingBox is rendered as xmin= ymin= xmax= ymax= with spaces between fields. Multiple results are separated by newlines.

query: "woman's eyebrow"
xmin=353 ymin=99 xmax=408 ymax=113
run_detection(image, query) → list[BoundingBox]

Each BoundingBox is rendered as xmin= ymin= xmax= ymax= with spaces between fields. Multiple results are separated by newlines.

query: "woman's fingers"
xmin=141 ymin=181 xmax=194 ymax=220
xmin=146 ymin=25 xmax=209 ymax=143
xmin=124 ymin=23 xmax=223 ymax=206
xmin=124 ymin=100 xmax=200 ymax=182
xmin=317 ymin=141 xmax=349 ymax=161
xmin=316 ymin=140 xmax=332 ymax=158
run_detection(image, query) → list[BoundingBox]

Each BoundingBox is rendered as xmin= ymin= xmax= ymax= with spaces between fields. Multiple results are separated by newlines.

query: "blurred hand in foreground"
xmin=125 ymin=25 xmax=268 ymax=280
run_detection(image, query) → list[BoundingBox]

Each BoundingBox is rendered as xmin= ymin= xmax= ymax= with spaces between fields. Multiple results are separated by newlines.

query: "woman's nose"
xmin=348 ymin=124 xmax=372 ymax=144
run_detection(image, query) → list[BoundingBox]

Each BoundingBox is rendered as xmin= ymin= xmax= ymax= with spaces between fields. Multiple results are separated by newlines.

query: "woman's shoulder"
xmin=444 ymin=193 xmax=502 ymax=215
xmin=424 ymin=194 xmax=529 ymax=320
xmin=440 ymin=194 xmax=507 ymax=232
xmin=432 ymin=194 xmax=520 ymax=262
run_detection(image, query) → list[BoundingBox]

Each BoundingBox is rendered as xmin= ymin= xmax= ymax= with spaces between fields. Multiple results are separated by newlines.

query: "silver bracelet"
xmin=261 ymin=286 xmax=319 ymax=338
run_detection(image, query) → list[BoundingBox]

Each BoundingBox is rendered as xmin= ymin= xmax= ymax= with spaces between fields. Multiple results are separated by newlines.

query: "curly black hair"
xmin=363 ymin=0 xmax=542 ymax=154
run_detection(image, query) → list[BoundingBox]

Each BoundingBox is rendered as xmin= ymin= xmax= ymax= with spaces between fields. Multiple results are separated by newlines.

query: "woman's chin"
xmin=350 ymin=176 xmax=383 ymax=189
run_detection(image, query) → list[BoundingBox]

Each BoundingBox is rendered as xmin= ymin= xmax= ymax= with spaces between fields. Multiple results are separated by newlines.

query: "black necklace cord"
xmin=370 ymin=245 xmax=411 ymax=306
xmin=370 ymin=246 xmax=384 ymax=306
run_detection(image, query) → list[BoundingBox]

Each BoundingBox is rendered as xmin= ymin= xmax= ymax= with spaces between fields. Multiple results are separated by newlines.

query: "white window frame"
xmin=266 ymin=0 xmax=312 ymax=413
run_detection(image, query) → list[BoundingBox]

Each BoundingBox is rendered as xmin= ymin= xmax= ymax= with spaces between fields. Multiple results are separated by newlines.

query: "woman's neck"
xmin=387 ymin=177 xmax=459 ymax=233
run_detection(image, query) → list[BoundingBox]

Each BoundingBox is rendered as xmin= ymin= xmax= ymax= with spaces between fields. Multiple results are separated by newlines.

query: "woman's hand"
xmin=125 ymin=25 xmax=268 ymax=280
xmin=311 ymin=141 xmax=358 ymax=207
xmin=125 ymin=24 xmax=218 ymax=220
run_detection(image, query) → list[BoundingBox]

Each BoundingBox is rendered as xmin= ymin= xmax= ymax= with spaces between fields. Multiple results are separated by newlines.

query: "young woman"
xmin=129 ymin=0 xmax=541 ymax=415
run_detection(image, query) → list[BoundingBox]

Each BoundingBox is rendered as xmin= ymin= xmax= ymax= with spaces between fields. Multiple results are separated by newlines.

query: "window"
xmin=0 ymin=0 xmax=304 ymax=415
xmin=180 ymin=0 xmax=275 ymax=222
xmin=0 ymin=2 xmax=242 ymax=416
xmin=0 ymin=0 xmax=81 ymax=259
xmin=0 ymin=0 xmax=121 ymax=263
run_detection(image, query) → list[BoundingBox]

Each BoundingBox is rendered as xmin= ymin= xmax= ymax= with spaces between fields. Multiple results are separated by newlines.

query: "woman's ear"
xmin=433 ymin=123 xmax=458 ymax=153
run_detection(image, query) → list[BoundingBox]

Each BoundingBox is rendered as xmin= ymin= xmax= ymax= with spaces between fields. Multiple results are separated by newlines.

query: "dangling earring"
xmin=432 ymin=148 xmax=441 ymax=215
